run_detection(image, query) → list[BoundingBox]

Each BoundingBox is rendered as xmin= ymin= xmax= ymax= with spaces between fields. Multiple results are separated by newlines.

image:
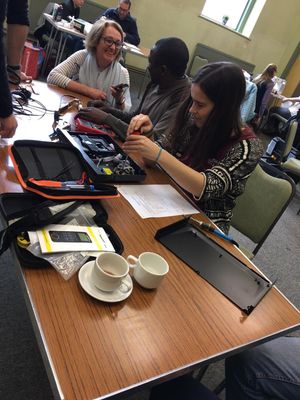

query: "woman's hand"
xmin=75 ymin=107 xmax=108 ymax=124
xmin=0 ymin=114 xmax=18 ymax=138
xmin=122 ymin=134 xmax=161 ymax=162
xmin=88 ymin=88 xmax=107 ymax=100
xmin=127 ymin=114 xmax=153 ymax=135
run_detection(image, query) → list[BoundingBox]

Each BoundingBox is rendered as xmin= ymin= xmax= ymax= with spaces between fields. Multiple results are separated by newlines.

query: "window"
xmin=200 ymin=0 xmax=267 ymax=37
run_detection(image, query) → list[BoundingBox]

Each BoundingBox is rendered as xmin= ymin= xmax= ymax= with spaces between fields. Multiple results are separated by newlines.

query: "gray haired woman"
xmin=47 ymin=18 xmax=131 ymax=110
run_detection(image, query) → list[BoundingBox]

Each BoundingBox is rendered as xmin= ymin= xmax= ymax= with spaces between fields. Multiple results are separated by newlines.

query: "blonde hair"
xmin=85 ymin=18 xmax=124 ymax=60
xmin=253 ymin=63 xmax=277 ymax=84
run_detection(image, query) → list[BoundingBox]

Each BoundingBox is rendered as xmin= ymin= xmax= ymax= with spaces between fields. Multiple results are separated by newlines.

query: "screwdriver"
xmin=122 ymin=130 xmax=140 ymax=170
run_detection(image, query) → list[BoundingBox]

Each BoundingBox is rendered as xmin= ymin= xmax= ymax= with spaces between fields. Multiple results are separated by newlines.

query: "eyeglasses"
xmin=101 ymin=36 xmax=123 ymax=49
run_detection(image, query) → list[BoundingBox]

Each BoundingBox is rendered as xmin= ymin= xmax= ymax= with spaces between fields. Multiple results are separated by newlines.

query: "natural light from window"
xmin=200 ymin=0 xmax=267 ymax=37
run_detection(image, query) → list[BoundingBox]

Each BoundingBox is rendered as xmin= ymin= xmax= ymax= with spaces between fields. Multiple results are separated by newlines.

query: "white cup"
xmin=127 ymin=252 xmax=169 ymax=289
xmin=92 ymin=253 xmax=129 ymax=292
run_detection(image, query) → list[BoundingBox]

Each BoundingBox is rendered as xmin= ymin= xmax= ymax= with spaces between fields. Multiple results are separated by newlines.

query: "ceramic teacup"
xmin=92 ymin=253 xmax=129 ymax=292
xmin=127 ymin=252 xmax=169 ymax=289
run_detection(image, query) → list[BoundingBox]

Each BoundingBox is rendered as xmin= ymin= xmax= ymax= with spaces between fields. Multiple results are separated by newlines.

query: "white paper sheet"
xmin=118 ymin=184 xmax=198 ymax=218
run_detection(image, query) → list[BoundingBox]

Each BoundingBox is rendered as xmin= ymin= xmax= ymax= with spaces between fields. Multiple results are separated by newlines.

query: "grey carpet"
xmin=0 ymin=250 xmax=54 ymax=400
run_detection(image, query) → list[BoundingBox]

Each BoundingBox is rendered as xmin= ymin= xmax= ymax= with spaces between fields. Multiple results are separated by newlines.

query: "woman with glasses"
xmin=47 ymin=19 xmax=131 ymax=110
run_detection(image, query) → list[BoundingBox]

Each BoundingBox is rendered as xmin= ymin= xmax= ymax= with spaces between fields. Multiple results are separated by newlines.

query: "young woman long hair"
xmin=168 ymin=62 xmax=246 ymax=170
xmin=253 ymin=63 xmax=277 ymax=85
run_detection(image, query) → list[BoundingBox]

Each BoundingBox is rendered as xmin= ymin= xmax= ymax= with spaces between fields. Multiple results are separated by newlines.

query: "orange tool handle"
xmin=28 ymin=178 xmax=63 ymax=187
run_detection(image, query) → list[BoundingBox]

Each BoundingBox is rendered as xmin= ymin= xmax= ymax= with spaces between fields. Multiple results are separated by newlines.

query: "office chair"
xmin=263 ymin=114 xmax=300 ymax=181
xmin=230 ymin=160 xmax=296 ymax=259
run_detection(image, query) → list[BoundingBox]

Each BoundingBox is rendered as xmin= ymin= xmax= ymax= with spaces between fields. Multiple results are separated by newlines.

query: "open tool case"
xmin=0 ymin=193 xmax=124 ymax=268
xmin=58 ymin=129 xmax=146 ymax=183
xmin=155 ymin=218 xmax=273 ymax=314
xmin=8 ymin=140 xmax=118 ymax=199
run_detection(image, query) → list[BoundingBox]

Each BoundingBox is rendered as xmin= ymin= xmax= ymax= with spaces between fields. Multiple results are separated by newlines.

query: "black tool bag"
xmin=8 ymin=140 xmax=119 ymax=200
xmin=0 ymin=193 xmax=123 ymax=267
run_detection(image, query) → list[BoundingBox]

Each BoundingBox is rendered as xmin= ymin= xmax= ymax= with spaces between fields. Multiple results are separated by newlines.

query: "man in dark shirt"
xmin=101 ymin=0 xmax=140 ymax=46
xmin=34 ymin=0 xmax=85 ymax=47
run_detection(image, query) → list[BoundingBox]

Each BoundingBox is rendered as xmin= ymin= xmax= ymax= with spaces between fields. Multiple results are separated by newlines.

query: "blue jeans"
xmin=225 ymin=337 xmax=300 ymax=400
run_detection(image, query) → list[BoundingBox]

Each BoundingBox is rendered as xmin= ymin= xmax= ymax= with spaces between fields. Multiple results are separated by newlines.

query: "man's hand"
xmin=75 ymin=107 xmax=108 ymax=125
xmin=0 ymin=114 xmax=18 ymax=138
xmin=87 ymin=99 xmax=113 ymax=113
xmin=127 ymin=114 xmax=153 ymax=135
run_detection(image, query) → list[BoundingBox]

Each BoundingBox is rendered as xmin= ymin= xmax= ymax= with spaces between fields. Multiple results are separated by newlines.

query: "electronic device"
xmin=49 ymin=230 xmax=92 ymax=243
xmin=58 ymin=130 xmax=147 ymax=183
xmin=113 ymin=83 xmax=129 ymax=90
xmin=74 ymin=117 xmax=115 ymax=136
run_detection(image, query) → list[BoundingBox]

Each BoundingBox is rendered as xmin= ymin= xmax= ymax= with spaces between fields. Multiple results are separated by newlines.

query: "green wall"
xmin=29 ymin=0 xmax=300 ymax=75
xmin=96 ymin=0 xmax=300 ymax=75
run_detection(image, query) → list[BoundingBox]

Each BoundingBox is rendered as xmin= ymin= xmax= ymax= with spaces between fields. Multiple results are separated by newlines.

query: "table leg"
xmin=41 ymin=26 xmax=58 ymax=76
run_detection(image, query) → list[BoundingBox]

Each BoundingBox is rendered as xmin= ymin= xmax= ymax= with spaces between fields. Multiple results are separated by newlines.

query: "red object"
xmin=21 ymin=41 xmax=40 ymax=79
xmin=74 ymin=117 xmax=115 ymax=136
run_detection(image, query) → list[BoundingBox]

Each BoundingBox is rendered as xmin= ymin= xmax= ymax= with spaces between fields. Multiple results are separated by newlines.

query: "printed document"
xmin=118 ymin=184 xmax=198 ymax=218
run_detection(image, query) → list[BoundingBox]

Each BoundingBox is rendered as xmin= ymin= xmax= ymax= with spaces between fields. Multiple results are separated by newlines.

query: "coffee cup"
xmin=92 ymin=253 xmax=129 ymax=292
xmin=127 ymin=252 xmax=169 ymax=289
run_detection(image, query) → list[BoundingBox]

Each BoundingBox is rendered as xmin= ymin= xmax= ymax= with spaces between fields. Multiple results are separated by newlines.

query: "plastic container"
xmin=21 ymin=41 xmax=42 ymax=79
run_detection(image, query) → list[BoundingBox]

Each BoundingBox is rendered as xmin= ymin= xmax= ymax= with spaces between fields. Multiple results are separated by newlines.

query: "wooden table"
xmin=1 ymin=81 xmax=300 ymax=400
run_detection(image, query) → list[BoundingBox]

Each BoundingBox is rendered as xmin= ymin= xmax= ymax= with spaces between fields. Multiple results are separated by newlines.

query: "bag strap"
xmin=0 ymin=200 xmax=84 ymax=256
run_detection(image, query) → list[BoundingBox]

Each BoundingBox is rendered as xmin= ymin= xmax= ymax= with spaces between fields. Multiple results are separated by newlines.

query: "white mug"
xmin=127 ymin=252 xmax=169 ymax=289
xmin=92 ymin=253 xmax=129 ymax=292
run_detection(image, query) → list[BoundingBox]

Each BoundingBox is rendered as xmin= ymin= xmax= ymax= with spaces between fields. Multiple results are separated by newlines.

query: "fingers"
xmin=75 ymin=108 xmax=93 ymax=121
xmin=0 ymin=115 xmax=18 ymax=138
xmin=0 ymin=126 xmax=17 ymax=138
xmin=127 ymin=114 xmax=151 ymax=135
xmin=87 ymin=100 xmax=104 ymax=107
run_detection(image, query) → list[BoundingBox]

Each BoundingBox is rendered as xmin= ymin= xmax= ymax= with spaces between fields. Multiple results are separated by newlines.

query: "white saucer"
xmin=78 ymin=261 xmax=133 ymax=303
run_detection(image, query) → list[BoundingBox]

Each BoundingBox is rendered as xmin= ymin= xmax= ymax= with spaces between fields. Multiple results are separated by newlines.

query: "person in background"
xmin=0 ymin=0 xmax=32 ymax=138
xmin=100 ymin=0 xmax=140 ymax=46
xmin=149 ymin=336 xmax=300 ymax=400
xmin=240 ymin=79 xmax=257 ymax=124
xmin=270 ymin=94 xmax=300 ymax=120
xmin=47 ymin=19 xmax=131 ymax=110
xmin=225 ymin=336 xmax=300 ymax=400
xmin=76 ymin=37 xmax=190 ymax=143
xmin=122 ymin=62 xmax=263 ymax=234
xmin=34 ymin=0 xmax=85 ymax=48
xmin=252 ymin=63 xmax=277 ymax=126
xmin=263 ymin=94 xmax=300 ymax=147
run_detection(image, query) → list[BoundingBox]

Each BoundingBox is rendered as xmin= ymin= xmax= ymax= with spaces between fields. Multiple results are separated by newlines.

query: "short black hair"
xmin=119 ymin=0 xmax=131 ymax=8
xmin=153 ymin=37 xmax=189 ymax=77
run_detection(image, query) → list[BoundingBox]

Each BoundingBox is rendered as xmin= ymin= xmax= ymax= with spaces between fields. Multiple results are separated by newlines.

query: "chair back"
xmin=282 ymin=119 xmax=298 ymax=161
xmin=231 ymin=162 xmax=295 ymax=256
xmin=188 ymin=56 xmax=208 ymax=77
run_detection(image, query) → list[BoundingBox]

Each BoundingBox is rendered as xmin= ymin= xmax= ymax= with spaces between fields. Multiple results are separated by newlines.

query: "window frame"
xmin=200 ymin=0 xmax=260 ymax=37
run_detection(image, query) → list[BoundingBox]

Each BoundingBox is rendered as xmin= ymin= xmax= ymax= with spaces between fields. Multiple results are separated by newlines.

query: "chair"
xmin=188 ymin=56 xmax=208 ymax=77
xmin=264 ymin=114 xmax=300 ymax=181
xmin=230 ymin=160 xmax=295 ymax=259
